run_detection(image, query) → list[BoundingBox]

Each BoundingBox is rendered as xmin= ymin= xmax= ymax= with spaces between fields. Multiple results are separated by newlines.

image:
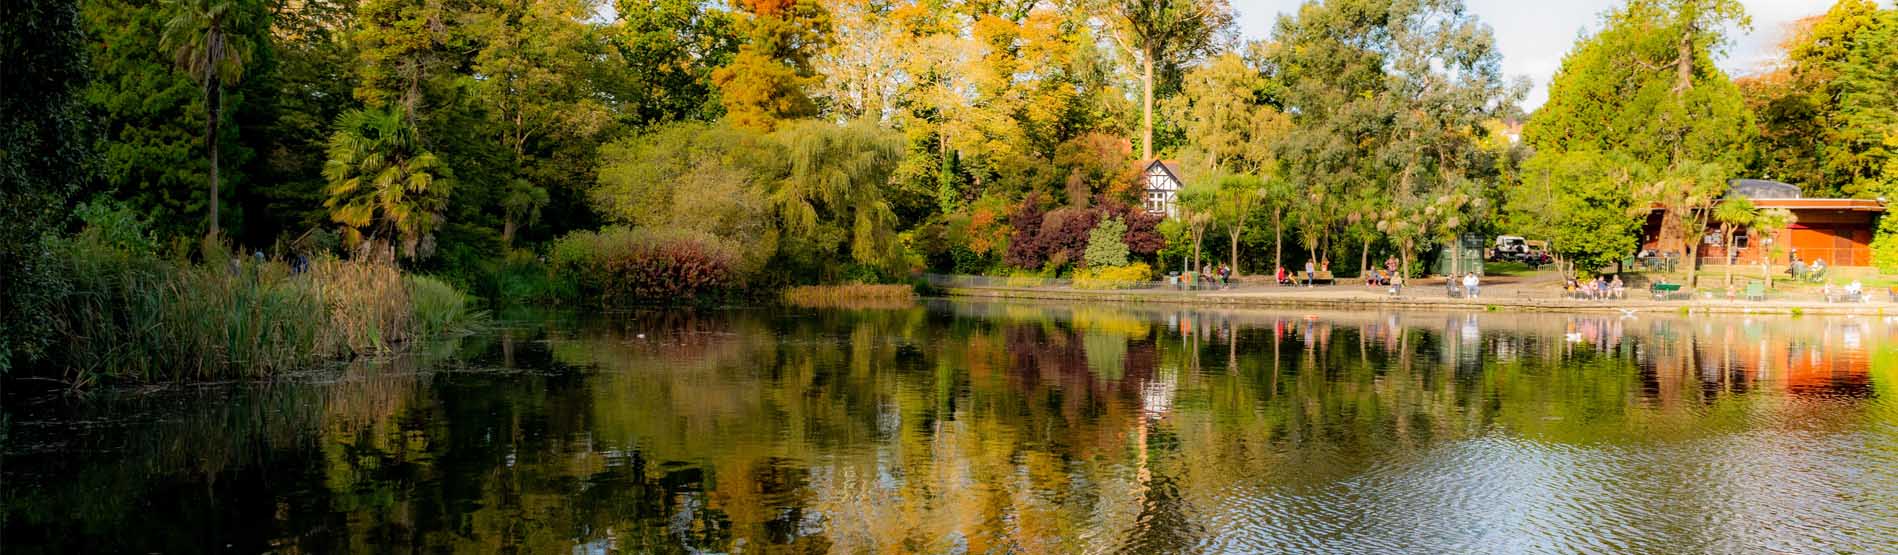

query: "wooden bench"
xmin=1650 ymin=283 xmax=1686 ymax=300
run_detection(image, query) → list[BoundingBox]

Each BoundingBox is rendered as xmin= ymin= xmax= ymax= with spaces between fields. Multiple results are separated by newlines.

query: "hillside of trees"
xmin=4 ymin=0 xmax=1896 ymax=373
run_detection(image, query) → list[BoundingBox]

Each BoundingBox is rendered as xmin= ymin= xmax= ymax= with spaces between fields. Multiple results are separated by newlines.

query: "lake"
xmin=4 ymin=300 xmax=1896 ymax=553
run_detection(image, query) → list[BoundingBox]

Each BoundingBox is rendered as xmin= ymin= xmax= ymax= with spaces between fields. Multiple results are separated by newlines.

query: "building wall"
xmin=1640 ymin=209 xmax=1878 ymax=266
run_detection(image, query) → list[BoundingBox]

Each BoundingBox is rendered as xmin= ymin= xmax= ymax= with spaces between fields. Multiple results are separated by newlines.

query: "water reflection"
xmin=4 ymin=302 xmax=1897 ymax=553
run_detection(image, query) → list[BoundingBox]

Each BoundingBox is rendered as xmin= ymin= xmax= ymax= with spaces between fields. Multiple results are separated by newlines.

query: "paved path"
xmin=942 ymin=275 xmax=1892 ymax=315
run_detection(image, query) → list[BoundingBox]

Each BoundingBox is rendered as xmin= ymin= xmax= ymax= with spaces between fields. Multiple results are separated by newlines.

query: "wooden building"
xmin=1138 ymin=159 xmax=1185 ymax=218
xmin=1641 ymin=179 xmax=1886 ymax=267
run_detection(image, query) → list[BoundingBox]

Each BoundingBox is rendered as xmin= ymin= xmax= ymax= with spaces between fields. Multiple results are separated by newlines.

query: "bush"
xmin=1084 ymin=218 xmax=1130 ymax=268
xmin=549 ymin=226 xmax=744 ymax=306
xmin=1073 ymin=262 xmax=1154 ymax=290
xmin=407 ymin=275 xmax=482 ymax=339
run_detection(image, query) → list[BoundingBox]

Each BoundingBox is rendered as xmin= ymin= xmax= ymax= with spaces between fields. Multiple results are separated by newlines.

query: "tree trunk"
xmin=1228 ymin=228 xmax=1241 ymax=276
xmin=1721 ymin=224 xmax=1734 ymax=286
xmin=1360 ymin=236 xmax=1371 ymax=281
xmin=1272 ymin=212 xmax=1283 ymax=270
xmin=207 ymin=83 xmax=221 ymax=241
xmin=502 ymin=217 xmax=516 ymax=246
xmin=1673 ymin=27 xmax=1694 ymax=94
xmin=1141 ymin=47 xmax=1154 ymax=160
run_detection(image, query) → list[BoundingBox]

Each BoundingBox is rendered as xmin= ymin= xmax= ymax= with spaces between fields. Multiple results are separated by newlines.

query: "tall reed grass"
xmin=781 ymin=284 xmax=917 ymax=309
xmin=38 ymin=229 xmax=482 ymax=385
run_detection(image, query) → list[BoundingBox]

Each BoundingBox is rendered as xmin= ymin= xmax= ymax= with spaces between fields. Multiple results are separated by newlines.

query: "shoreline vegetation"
xmin=15 ymin=204 xmax=485 ymax=387
xmin=6 ymin=0 xmax=1896 ymax=385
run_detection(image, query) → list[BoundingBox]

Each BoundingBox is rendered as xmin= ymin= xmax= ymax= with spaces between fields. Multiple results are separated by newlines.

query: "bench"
xmin=1744 ymin=282 xmax=1765 ymax=302
xmin=1827 ymin=290 xmax=1865 ymax=303
xmin=1285 ymin=270 xmax=1335 ymax=285
xmin=1650 ymin=283 xmax=1686 ymax=301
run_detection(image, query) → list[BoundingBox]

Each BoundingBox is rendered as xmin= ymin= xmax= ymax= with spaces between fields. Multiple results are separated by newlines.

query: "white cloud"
xmin=1231 ymin=0 xmax=1862 ymax=111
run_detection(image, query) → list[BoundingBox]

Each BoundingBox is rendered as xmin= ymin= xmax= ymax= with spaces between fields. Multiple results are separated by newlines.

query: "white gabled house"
xmin=1139 ymin=159 xmax=1185 ymax=219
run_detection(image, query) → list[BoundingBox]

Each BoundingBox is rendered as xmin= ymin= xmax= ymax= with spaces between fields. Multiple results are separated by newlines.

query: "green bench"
xmin=1744 ymin=282 xmax=1765 ymax=301
xmin=1650 ymin=283 xmax=1686 ymax=300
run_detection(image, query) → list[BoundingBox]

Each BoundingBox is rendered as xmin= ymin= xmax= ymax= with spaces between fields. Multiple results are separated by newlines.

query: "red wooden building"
xmin=1640 ymin=180 xmax=1886 ymax=267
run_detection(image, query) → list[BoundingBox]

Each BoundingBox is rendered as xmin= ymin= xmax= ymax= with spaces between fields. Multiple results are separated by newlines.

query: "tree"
xmin=466 ymin=0 xmax=612 ymax=246
xmin=712 ymin=0 xmax=831 ymax=131
xmin=1164 ymin=49 xmax=1287 ymax=175
xmin=1710 ymin=195 xmax=1756 ymax=285
xmin=1107 ymin=0 xmax=1234 ymax=160
xmin=1504 ymin=150 xmax=1642 ymax=275
xmin=1084 ymin=218 xmax=1131 ymax=268
xmin=1750 ymin=207 xmax=1794 ymax=289
xmin=1175 ymin=180 xmax=1216 ymax=270
xmin=160 ymin=0 xmax=258 ymax=239
xmin=1206 ymin=174 xmax=1263 ymax=274
xmin=321 ymin=107 xmax=453 ymax=259
xmin=2 ymin=0 xmax=92 ymax=371
xmin=500 ymin=180 xmax=549 ymax=246
xmin=1639 ymin=160 xmax=1729 ymax=286
xmin=608 ymin=0 xmax=739 ymax=126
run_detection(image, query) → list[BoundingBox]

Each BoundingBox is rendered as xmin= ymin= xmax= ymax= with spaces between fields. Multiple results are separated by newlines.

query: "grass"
xmin=782 ymin=284 xmax=917 ymax=308
xmin=36 ymin=233 xmax=484 ymax=386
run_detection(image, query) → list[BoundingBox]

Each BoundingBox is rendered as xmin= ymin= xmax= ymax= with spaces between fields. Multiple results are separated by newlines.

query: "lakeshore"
xmin=940 ymin=274 xmax=1896 ymax=315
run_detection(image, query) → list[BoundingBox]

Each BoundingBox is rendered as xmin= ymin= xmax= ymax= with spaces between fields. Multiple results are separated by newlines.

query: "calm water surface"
xmin=5 ymin=300 xmax=1898 ymax=554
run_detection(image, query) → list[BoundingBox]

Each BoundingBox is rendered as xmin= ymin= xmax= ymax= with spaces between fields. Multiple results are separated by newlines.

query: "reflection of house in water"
xmin=1639 ymin=318 xmax=1879 ymax=401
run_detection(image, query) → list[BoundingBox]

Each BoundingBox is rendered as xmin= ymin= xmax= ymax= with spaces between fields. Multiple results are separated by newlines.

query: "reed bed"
xmin=40 ymin=239 xmax=482 ymax=385
xmin=781 ymin=284 xmax=918 ymax=309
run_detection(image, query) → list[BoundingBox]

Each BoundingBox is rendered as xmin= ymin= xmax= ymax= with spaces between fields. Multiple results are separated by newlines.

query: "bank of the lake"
xmin=944 ymin=283 xmax=1895 ymax=315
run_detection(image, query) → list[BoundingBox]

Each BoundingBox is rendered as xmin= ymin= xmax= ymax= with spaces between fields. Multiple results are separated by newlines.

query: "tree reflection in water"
xmin=4 ymin=302 xmax=1896 ymax=553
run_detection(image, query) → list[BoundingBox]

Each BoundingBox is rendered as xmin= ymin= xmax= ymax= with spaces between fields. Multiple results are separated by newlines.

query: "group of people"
xmin=1565 ymin=275 xmax=1626 ymax=300
xmin=1198 ymin=262 xmax=1233 ymax=288
xmin=1789 ymin=252 xmax=1827 ymax=281
xmin=1821 ymin=280 xmax=1869 ymax=303
xmin=1275 ymin=259 xmax=1329 ymax=286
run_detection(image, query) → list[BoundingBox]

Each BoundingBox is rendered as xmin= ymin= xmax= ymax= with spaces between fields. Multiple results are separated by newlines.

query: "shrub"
xmin=550 ymin=226 xmax=744 ymax=306
xmin=1073 ymin=262 xmax=1153 ymax=289
xmin=1084 ymin=218 xmax=1130 ymax=268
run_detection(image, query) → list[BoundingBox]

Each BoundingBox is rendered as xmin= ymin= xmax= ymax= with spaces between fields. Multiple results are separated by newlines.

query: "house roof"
xmin=1137 ymin=159 xmax=1184 ymax=182
xmin=1750 ymin=198 xmax=1885 ymax=212
xmin=1728 ymin=179 xmax=1802 ymax=199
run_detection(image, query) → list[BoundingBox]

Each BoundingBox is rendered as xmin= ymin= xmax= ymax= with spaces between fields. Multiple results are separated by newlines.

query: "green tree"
xmin=608 ymin=0 xmax=739 ymax=126
xmin=1639 ymin=160 xmax=1729 ymax=286
xmin=1503 ymin=151 xmax=1642 ymax=275
xmin=321 ymin=107 xmax=452 ymax=258
xmin=2 ymin=0 xmax=92 ymax=371
xmin=1750 ymin=207 xmax=1794 ymax=288
xmin=1710 ymin=195 xmax=1756 ymax=284
xmin=1108 ymin=0 xmax=1234 ymax=160
xmin=1206 ymin=174 xmax=1264 ymax=274
xmin=161 ymin=0 xmax=256 ymax=240
xmin=1084 ymin=218 xmax=1131 ymax=268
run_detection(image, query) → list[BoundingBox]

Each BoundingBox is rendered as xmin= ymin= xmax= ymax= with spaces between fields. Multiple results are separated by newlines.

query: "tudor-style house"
xmin=1139 ymin=159 xmax=1185 ymax=218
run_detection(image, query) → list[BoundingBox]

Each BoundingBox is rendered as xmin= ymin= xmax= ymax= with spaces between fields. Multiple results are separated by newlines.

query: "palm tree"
xmin=1711 ymin=196 xmax=1757 ymax=286
xmin=322 ymin=108 xmax=451 ymax=259
xmin=161 ymin=0 xmax=253 ymax=241
xmin=1750 ymin=208 xmax=1795 ymax=290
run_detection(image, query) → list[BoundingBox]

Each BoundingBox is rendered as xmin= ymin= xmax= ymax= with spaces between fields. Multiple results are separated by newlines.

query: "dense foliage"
xmin=6 ymin=0 xmax=1898 ymax=373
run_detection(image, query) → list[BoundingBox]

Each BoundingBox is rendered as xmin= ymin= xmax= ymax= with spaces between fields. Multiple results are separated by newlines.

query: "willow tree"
xmin=769 ymin=120 xmax=905 ymax=277
xmin=161 ymin=0 xmax=254 ymax=240
xmin=321 ymin=108 xmax=452 ymax=259
xmin=1108 ymin=0 xmax=1234 ymax=160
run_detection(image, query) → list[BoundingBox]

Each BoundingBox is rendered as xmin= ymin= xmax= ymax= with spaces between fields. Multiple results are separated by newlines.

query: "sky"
xmin=1230 ymin=0 xmax=1858 ymax=111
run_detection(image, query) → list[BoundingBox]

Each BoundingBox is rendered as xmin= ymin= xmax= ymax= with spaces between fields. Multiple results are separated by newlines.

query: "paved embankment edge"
xmin=943 ymin=287 xmax=1892 ymax=316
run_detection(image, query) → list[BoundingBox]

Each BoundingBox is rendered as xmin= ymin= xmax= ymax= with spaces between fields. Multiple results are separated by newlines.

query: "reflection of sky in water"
xmin=3 ymin=302 xmax=1895 ymax=553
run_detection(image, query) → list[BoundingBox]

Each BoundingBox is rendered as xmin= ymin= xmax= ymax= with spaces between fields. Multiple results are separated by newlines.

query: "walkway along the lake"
xmin=938 ymin=277 xmax=1895 ymax=316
